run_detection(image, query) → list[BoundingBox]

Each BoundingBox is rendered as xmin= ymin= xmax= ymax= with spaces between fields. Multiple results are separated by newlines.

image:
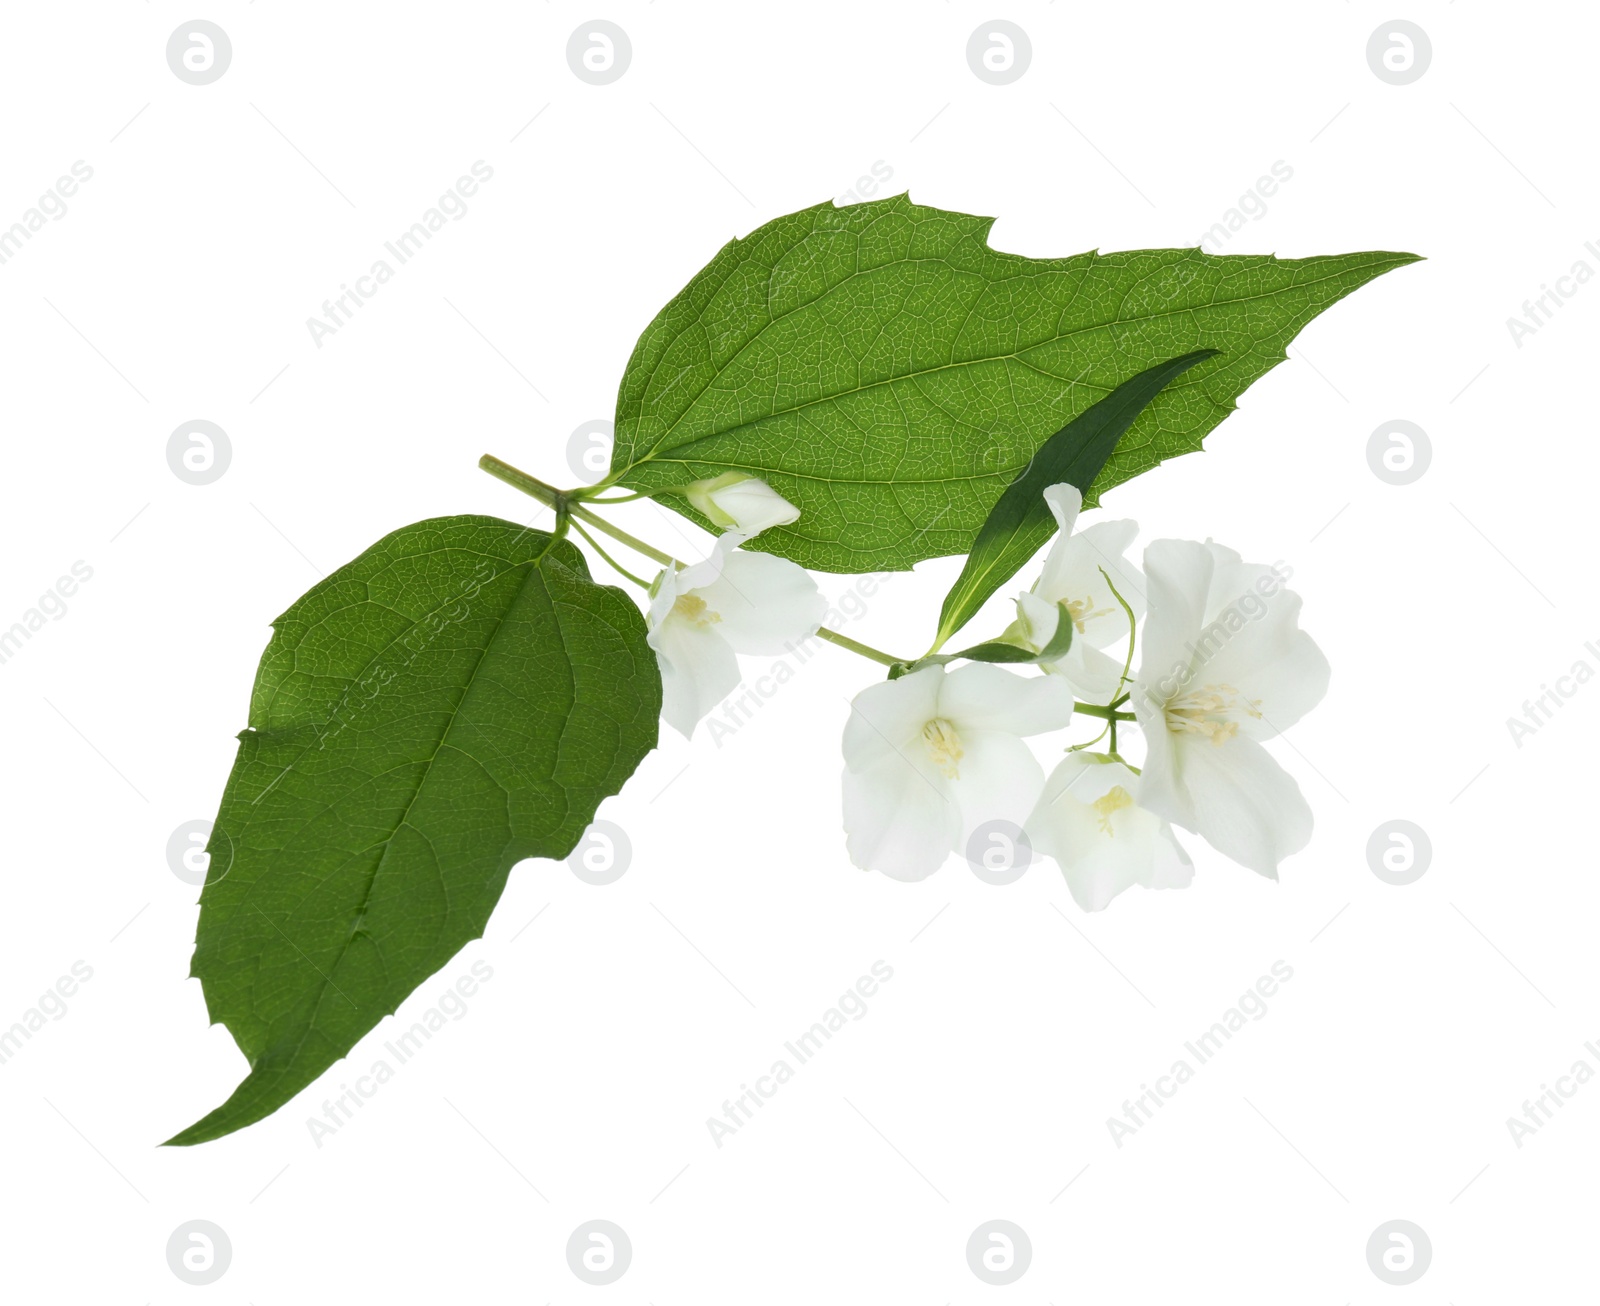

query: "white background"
xmin=0 ymin=1 xmax=1593 ymax=1300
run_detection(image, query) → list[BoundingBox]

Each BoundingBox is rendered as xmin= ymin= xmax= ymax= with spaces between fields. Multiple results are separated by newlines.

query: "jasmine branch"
xmin=480 ymin=453 xmax=911 ymax=667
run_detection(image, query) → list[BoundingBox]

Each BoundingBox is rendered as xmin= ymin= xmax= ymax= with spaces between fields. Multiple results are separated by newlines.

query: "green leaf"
xmin=167 ymin=516 xmax=659 ymax=1146
xmin=951 ymin=603 xmax=1075 ymax=666
xmin=887 ymin=599 xmax=1074 ymax=680
xmin=606 ymin=194 xmax=1417 ymax=573
xmin=932 ymin=350 xmax=1216 ymax=649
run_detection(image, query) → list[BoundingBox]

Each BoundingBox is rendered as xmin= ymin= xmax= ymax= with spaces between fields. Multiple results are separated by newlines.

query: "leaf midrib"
xmin=248 ymin=551 xmax=533 ymax=781
xmin=633 ymin=373 xmax=1210 ymax=487
xmin=619 ymin=255 xmax=1408 ymax=480
xmin=235 ymin=555 xmax=554 ymax=1054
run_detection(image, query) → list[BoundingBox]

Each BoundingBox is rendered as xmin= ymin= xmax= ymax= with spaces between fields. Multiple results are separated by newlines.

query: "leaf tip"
xmin=160 ymin=1116 xmax=214 ymax=1148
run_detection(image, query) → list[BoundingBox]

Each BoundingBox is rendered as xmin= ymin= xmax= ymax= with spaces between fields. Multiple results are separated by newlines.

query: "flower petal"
xmin=697 ymin=550 xmax=825 ymax=655
xmin=645 ymin=563 xmax=682 ymax=631
xmin=1130 ymin=689 xmax=1189 ymax=823
xmin=946 ymin=728 xmax=1047 ymax=845
xmin=842 ymin=664 xmax=944 ymax=770
xmin=1187 ymin=550 xmax=1329 ymax=738
xmin=842 ymin=752 xmax=959 ymax=881
xmin=1133 ymin=538 xmax=1214 ymax=703
xmin=647 ymin=620 xmax=740 ymax=739
xmin=1042 ymin=482 xmax=1084 ymax=534
xmin=1069 ymin=642 xmax=1134 ymax=704
xmin=1036 ymin=519 xmax=1144 ymax=649
xmin=1017 ymin=591 xmax=1130 ymax=704
xmin=1015 ymin=590 xmax=1059 ymax=651
xmin=1027 ymin=755 xmax=1193 ymax=911
xmin=1156 ymin=733 xmax=1313 ymax=879
xmin=711 ymin=477 xmax=801 ymax=533
xmin=937 ymin=662 xmax=1075 ymax=736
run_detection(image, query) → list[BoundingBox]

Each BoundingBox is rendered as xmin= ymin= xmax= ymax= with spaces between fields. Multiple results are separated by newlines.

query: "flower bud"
xmin=685 ymin=473 xmax=800 ymax=533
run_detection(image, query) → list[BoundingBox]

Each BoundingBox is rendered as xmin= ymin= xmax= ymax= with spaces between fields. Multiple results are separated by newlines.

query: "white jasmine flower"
xmin=686 ymin=473 xmax=801 ymax=534
xmin=647 ymin=533 xmax=824 ymax=739
xmin=1026 ymin=754 xmax=1192 ymax=912
xmin=841 ymin=663 xmax=1074 ymax=882
xmin=1012 ymin=484 xmax=1144 ymax=702
xmin=1130 ymin=539 xmax=1330 ymax=878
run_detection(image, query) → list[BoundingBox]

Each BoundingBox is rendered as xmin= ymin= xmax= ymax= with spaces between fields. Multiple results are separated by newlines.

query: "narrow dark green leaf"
xmin=166 ymin=516 xmax=659 ymax=1145
xmin=932 ymin=350 xmax=1217 ymax=649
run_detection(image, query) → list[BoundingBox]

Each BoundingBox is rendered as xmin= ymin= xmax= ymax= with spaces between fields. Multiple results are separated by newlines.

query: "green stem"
xmin=479 ymin=454 xmax=676 ymax=568
xmin=816 ymin=628 xmax=903 ymax=667
xmin=569 ymin=517 xmax=651 ymax=589
xmin=480 ymin=453 xmax=911 ymax=667
xmin=1069 ymin=721 xmax=1110 ymax=753
xmin=1074 ymin=702 xmax=1136 ymax=721
xmin=578 ymin=489 xmax=656 ymax=505
xmin=1098 ymin=565 xmax=1139 ymax=699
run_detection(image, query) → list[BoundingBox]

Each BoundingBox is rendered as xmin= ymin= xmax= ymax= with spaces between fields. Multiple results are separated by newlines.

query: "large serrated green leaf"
xmin=167 ymin=516 xmax=659 ymax=1146
xmin=606 ymin=193 xmax=1417 ymax=573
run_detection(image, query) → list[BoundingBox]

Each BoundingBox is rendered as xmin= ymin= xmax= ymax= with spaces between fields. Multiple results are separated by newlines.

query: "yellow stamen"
xmin=921 ymin=718 xmax=964 ymax=779
xmin=1164 ymin=683 xmax=1263 ymax=745
xmin=1091 ymin=785 xmax=1135 ymax=835
xmin=672 ymin=593 xmax=721 ymax=629
xmin=1063 ymin=595 xmax=1114 ymax=635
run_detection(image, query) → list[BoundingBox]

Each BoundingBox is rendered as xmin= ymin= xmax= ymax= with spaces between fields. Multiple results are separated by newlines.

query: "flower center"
xmin=671 ymin=593 xmax=721 ymax=629
xmin=1091 ymin=785 xmax=1135 ymax=835
xmin=1064 ymin=595 xmax=1113 ymax=635
xmin=920 ymin=717 xmax=964 ymax=779
xmin=1164 ymin=683 xmax=1262 ymax=745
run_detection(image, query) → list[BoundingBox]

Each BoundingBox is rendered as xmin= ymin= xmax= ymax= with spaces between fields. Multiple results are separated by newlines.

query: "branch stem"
xmin=1074 ymin=703 xmax=1137 ymax=721
xmin=480 ymin=453 xmax=910 ymax=667
xmin=815 ymin=628 xmax=903 ymax=667
xmin=568 ymin=517 xmax=651 ymax=589
xmin=479 ymin=454 xmax=676 ymax=567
